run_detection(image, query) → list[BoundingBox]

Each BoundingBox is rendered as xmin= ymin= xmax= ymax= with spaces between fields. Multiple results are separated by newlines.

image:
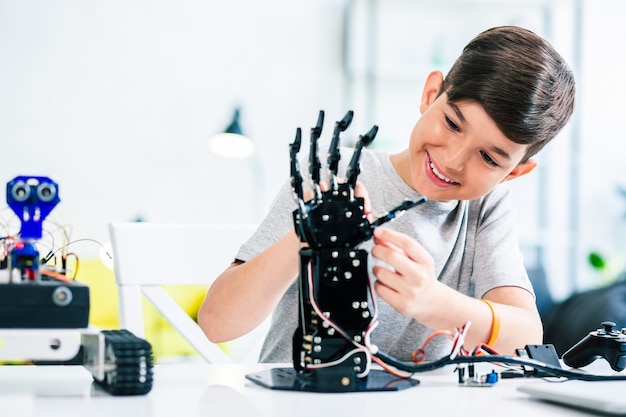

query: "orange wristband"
xmin=481 ymin=299 xmax=501 ymax=347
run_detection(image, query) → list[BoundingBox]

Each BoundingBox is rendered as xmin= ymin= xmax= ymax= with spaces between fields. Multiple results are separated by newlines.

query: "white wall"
xmin=1 ymin=0 xmax=625 ymax=301
xmin=0 ymin=0 xmax=347 ymax=257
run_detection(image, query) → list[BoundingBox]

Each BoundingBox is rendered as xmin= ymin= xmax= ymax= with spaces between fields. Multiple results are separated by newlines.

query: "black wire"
xmin=374 ymin=350 xmax=626 ymax=381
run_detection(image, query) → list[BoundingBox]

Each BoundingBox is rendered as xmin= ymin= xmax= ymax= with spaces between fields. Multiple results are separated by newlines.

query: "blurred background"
xmin=1 ymin=0 xmax=624 ymax=359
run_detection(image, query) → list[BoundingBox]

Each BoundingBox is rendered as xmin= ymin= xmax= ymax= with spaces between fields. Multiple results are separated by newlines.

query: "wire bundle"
xmin=301 ymin=266 xmax=626 ymax=383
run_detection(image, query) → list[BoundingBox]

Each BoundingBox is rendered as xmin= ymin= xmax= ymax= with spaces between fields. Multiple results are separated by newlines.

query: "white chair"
xmin=108 ymin=222 xmax=263 ymax=363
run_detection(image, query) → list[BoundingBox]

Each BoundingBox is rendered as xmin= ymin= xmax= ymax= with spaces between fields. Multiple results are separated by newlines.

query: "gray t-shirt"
xmin=236 ymin=148 xmax=533 ymax=363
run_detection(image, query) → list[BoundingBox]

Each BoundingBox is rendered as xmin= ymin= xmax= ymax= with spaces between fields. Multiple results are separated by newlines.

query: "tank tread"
xmin=95 ymin=329 xmax=154 ymax=395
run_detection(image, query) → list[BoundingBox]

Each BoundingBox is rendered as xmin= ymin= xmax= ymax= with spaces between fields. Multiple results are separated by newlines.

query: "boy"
xmin=198 ymin=26 xmax=576 ymax=363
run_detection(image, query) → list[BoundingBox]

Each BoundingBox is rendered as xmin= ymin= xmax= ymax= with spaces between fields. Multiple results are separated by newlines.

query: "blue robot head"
xmin=6 ymin=176 xmax=60 ymax=240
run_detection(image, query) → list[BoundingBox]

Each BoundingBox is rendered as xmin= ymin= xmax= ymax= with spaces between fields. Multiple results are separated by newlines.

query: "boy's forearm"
xmin=198 ymin=229 xmax=301 ymax=343
xmin=419 ymin=283 xmax=543 ymax=355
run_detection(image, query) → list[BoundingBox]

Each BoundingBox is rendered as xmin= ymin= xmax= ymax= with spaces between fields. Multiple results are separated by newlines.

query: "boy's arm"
xmin=480 ymin=286 xmax=543 ymax=351
xmin=420 ymin=282 xmax=542 ymax=354
xmin=197 ymin=228 xmax=301 ymax=343
xmin=198 ymin=178 xmax=374 ymax=344
xmin=371 ymin=226 xmax=542 ymax=355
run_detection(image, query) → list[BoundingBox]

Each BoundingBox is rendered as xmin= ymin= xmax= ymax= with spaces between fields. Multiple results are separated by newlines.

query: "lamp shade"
xmin=208 ymin=108 xmax=255 ymax=159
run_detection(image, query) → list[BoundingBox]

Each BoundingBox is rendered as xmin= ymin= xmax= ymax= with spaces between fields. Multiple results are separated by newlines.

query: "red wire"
xmin=411 ymin=329 xmax=455 ymax=363
xmin=40 ymin=268 xmax=70 ymax=282
xmin=372 ymin=354 xmax=413 ymax=379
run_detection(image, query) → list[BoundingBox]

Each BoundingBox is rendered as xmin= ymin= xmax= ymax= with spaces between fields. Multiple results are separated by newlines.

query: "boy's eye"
xmin=444 ymin=115 xmax=460 ymax=132
xmin=481 ymin=151 xmax=499 ymax=167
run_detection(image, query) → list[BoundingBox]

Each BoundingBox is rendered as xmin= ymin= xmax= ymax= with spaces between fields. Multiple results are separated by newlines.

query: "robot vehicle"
xmin=0 ymin=176 xmax=153 ymax=395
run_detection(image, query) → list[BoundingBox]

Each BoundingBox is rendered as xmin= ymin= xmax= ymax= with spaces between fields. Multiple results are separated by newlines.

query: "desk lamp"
xmin=208 ymin=107 xmax=255 ymax=159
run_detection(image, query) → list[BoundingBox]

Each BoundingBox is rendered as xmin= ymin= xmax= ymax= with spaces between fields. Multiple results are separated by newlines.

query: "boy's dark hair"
xmin=441 ymin=26 xmax=575 ymax=162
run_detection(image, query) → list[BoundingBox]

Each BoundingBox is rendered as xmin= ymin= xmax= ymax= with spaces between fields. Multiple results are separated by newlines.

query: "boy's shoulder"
xmin=469 ymin=183 xmax=515 ymax=220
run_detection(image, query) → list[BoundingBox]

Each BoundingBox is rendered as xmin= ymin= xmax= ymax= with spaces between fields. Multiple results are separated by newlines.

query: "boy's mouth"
xmin=426 ymin=153 xmax=460 ymax=186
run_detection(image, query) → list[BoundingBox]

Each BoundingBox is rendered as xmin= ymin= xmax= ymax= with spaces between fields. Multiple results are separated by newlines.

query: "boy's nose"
xmin=442 ymin=143 xmax=470 ymax=172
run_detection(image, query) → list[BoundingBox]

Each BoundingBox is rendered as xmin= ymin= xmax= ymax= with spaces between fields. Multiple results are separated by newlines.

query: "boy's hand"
xmin=371 ymin=227 xmax=438 ymax=319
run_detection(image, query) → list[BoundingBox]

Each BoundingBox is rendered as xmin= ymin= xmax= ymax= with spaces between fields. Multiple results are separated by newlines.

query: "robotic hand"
xmin=290 ymin=111 xmax=425 ymax=250
xmin=288 ymin=110 xmax=426 ymax=390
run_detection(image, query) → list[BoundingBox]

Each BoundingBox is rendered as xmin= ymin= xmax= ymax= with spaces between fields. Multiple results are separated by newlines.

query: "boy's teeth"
xmin=430 ymin=162 xmax=453 ymax=183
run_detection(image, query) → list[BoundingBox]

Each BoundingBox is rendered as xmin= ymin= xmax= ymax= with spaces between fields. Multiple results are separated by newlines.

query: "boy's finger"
xmin=373 ymin=227 xmax=428 ymax=262
xmin=354 ymin=181 xmax=373 ymax=220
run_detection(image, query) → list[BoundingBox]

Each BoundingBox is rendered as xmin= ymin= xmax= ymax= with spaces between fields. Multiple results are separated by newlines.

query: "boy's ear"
xmin=420 ymin=71 xmax=444 ymax=113
xmin=502 ymin=159 xmax=538 ymax=182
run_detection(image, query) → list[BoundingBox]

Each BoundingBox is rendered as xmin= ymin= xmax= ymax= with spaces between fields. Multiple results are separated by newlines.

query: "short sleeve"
xmin=470 ymin=185 xmax=534 ymax=299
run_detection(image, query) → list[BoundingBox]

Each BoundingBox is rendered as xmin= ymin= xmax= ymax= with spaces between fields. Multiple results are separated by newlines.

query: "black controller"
xmin=562 ymin=321 xmax=626 ymax=372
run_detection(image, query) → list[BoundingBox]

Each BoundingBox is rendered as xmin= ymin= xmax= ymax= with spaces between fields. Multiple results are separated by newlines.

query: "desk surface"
xmin=0 ymin=361 xmax=616 ymax=417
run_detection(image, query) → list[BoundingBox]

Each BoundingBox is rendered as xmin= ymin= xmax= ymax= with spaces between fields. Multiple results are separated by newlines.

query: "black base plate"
xmin=245 ymin=367 xmax=419 ymax=393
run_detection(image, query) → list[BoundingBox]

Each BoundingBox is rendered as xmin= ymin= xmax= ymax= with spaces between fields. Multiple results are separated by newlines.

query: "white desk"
xmin=0 ymin=362 xmax=614 ymax=417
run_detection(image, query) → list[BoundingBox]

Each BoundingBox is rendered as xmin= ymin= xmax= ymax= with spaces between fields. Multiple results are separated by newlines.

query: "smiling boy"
xmin=198 ymin=26 xmax=576 ymax=362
